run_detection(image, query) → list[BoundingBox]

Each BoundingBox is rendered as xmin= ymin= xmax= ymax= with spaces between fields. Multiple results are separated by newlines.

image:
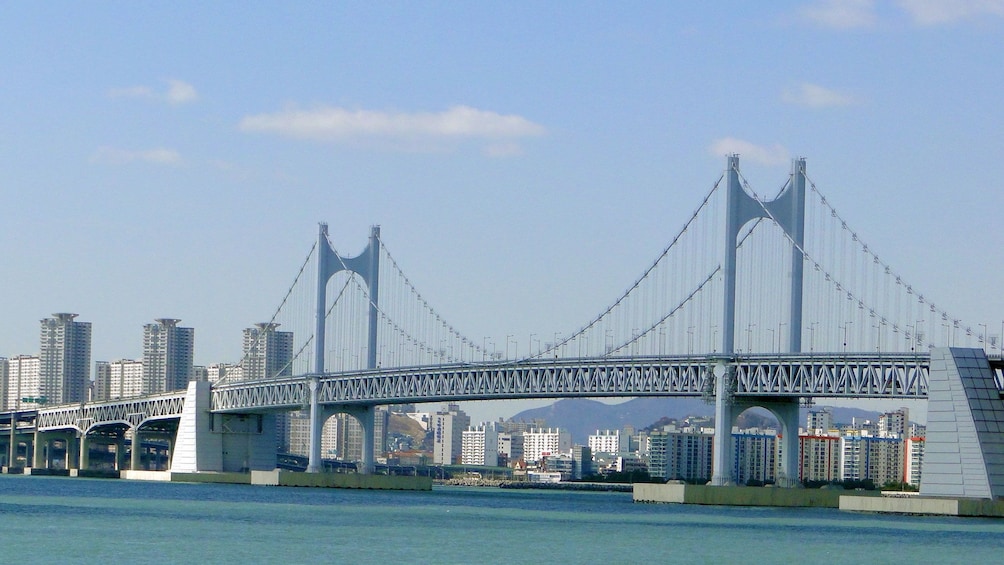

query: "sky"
xmin=2 ymin=1 xmax=1003 ymax=424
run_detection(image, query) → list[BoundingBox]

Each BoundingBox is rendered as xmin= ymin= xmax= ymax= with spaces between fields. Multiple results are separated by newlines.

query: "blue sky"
xmin=2 ymin=2 xmax=1002 ymax=422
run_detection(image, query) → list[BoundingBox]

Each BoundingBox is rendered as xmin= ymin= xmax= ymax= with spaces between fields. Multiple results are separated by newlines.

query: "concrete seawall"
xmin=250 ymin=469 xmax=432 ymax=490
xmin=634 ymin=483 xmax=872 ymax=508
xmin=635 ymin=483 xmax=1004 ymax=518
xmin=840 ymin=495 xmax=1004 ymax=517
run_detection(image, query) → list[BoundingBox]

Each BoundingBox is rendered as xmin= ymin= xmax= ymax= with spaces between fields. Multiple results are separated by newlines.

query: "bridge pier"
xmin=711 ymin=363 xmax=734 ymax=486
xmin=131 ymin=430 xmax=143 ymax=471
xmin=32 ymin=432 xmax=46 ymax=469
xmin=763 ymin=398 xmax=800 ymax=488
xmin=65 ymin=433 xmax=78 ymax=470
xmin=115 ymin=433 xmax=127 ymax=470
xmin=710 ymin=360 xmax=801 ymax=487
xmin=79 ymin=434 xmax=90 ymax=470
xmin=345 ymin=406 xmax=376 ymax=475
xmin=307 ymin=377 xmax=322 ymax=473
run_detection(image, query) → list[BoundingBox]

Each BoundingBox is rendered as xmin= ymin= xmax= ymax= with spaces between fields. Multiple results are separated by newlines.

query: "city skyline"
xmin=3 ymin=3 xmax=1002 ymax=423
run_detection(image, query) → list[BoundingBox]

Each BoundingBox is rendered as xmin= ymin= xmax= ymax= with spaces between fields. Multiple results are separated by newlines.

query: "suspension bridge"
xmin=4 ymin=156 xmax=1003 ymax=497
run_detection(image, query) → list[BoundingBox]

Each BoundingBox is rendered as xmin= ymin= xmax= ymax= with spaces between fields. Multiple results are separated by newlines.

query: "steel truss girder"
xmin=34 ymin=392 xmax=186 ymax=433
xmin=211 ymin=358 xmax=711 ymax=411
xmin=211 ymin=353 xmax=938 ymax=412
xmin=212 ymin=380 xmax=308 ymax=413
xmin=317 ymin=359 xmax=710 ymax=405
xmin=733 ymin=354 xmax=929 ymax=397
xmin=8 ymin=354 xmax=950 ymax=425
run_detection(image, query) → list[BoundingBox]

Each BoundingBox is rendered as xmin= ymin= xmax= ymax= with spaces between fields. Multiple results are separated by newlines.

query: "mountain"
xmin=508 ymin=398 xmax=884 ymax=444
xmin=509 ymin=398 xmax=714 ymax=443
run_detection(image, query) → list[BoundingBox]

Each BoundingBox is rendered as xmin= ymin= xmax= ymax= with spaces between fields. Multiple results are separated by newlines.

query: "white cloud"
xmin=239 ymin=105 xmax=546 ymax=142
xmin=897 ymin=0 xmax=1004 ymax=25
xmin=165 ymin=79 xmax=198 ymax=104
xmin=708 ymin=138 xmax=790 ymax=167
xmin=89 ymin=146 xmax=182 ymax=165
xmin=107 ymin=79 xmax=198 ymax=105
xmin=782 ymin=82 xmax=858 ymax=108
xmin=800 ymin=0 xmax=876 ymax=29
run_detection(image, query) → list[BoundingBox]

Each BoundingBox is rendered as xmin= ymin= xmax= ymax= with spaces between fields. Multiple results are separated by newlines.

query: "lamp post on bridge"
xmin=745 ymin=323 xmax=756 ymax=353
xmin=843 ymin=321 xmax=853 ymax=353
xmin=980 ymin=323 xmax=988 ymax=353
xmin=766 ymin=328 xmax=775 ymax=353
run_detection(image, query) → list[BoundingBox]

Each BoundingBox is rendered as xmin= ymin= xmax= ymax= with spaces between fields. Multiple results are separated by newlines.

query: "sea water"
xmin=1 ymin=475 xmax=1003 ymax=564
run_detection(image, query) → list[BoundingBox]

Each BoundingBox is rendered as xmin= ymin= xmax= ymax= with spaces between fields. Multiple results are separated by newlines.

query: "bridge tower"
xmin=712 ymin=155 xmax=806 ymax=487
xmin=307 ymin=224 xmax=381 ymax=473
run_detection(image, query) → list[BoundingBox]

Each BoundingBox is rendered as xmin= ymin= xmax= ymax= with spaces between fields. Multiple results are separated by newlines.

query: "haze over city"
xmin=3 ymin=2 xmax=1002 ymax=423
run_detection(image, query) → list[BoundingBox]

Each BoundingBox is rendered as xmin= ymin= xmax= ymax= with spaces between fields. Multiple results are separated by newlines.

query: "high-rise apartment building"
xmin=905 ymin=436 xmax=925 ymax=486
xmin=39 ymin=313 xmax=91 ymax=403
xmin=839 ymin=434 xmax=903 ymax=486
xmin=806 ymin=409 xmax=833 ymax=434
xmin=242 ymin=323 xmax=293 ymax=380
xmin=433 ymin=403 xmax=470 ymax=465
xmin=462 ymin=422 xmax=499 ymax=466
xmin=733 ymin=430 xmax=777 ymax=485
xmin=205 ymin=363 xmax=242 ymax=384
xmin=0 ymin=358 xmax=7 ymax=410
xmin=648 ymin=429 xmax=714 ymax=482
xmin=93 ymin=359 xmax=144 ymax=400
xmin=523 ymin=428 xmax=572 ymax=464
xmin=5 ymin=355 xmax=41 ymax=410
xmin=588 ymin=429 xmax=629 ymax=455
xmin=799 ymin=434 xmax=841 ymax=482
xmin=879 ymin=408 xmax=909 ymax=438
xmin=498 ymin=432 xmax=523 ymax=466
xmin=142 ymin=318 xmax=194 ymax=393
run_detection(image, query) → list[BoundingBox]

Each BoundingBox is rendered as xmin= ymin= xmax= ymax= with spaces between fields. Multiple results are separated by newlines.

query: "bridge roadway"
xmin=4 ymin=351 xmax=1002 ymax=475
xmin=2 ymin=352 xmax=951 ymax=434
xmin=211 ymin=352 xmax=935 ymax=412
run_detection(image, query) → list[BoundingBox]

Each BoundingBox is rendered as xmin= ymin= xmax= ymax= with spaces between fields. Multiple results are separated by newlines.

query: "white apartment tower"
xmin=143 ymin=318 xmax=194 ymax=393
xmin=242 ymin=323 xmax=294 ymax=380
xmin=588 ymin=429 xmax=629 ymax=455
xmin=523 ymin=428 xmax=572 ymax=464
xmin=94 ymin=360 xmax=145 ymax=400
xmin=39 ymin=313 xmax=92 ymax=403
xmin=0 ymin=358 xmax=7 ymax=410
xmin=5 ymin=355 xmax=41 ymax=410
xmin=462 ymin=423 xmax=500 ymax=466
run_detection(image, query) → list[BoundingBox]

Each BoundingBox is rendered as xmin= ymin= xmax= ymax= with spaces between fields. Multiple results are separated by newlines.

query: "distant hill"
xmin=508 ymin=398 xmax=883 ymax=443
xmin=509 ymin=398 xmax=714 ymax=444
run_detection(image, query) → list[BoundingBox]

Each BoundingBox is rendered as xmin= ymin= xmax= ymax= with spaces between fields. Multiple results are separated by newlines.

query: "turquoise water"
xmin=2 ymin=476 xmax=1004 ymax=564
